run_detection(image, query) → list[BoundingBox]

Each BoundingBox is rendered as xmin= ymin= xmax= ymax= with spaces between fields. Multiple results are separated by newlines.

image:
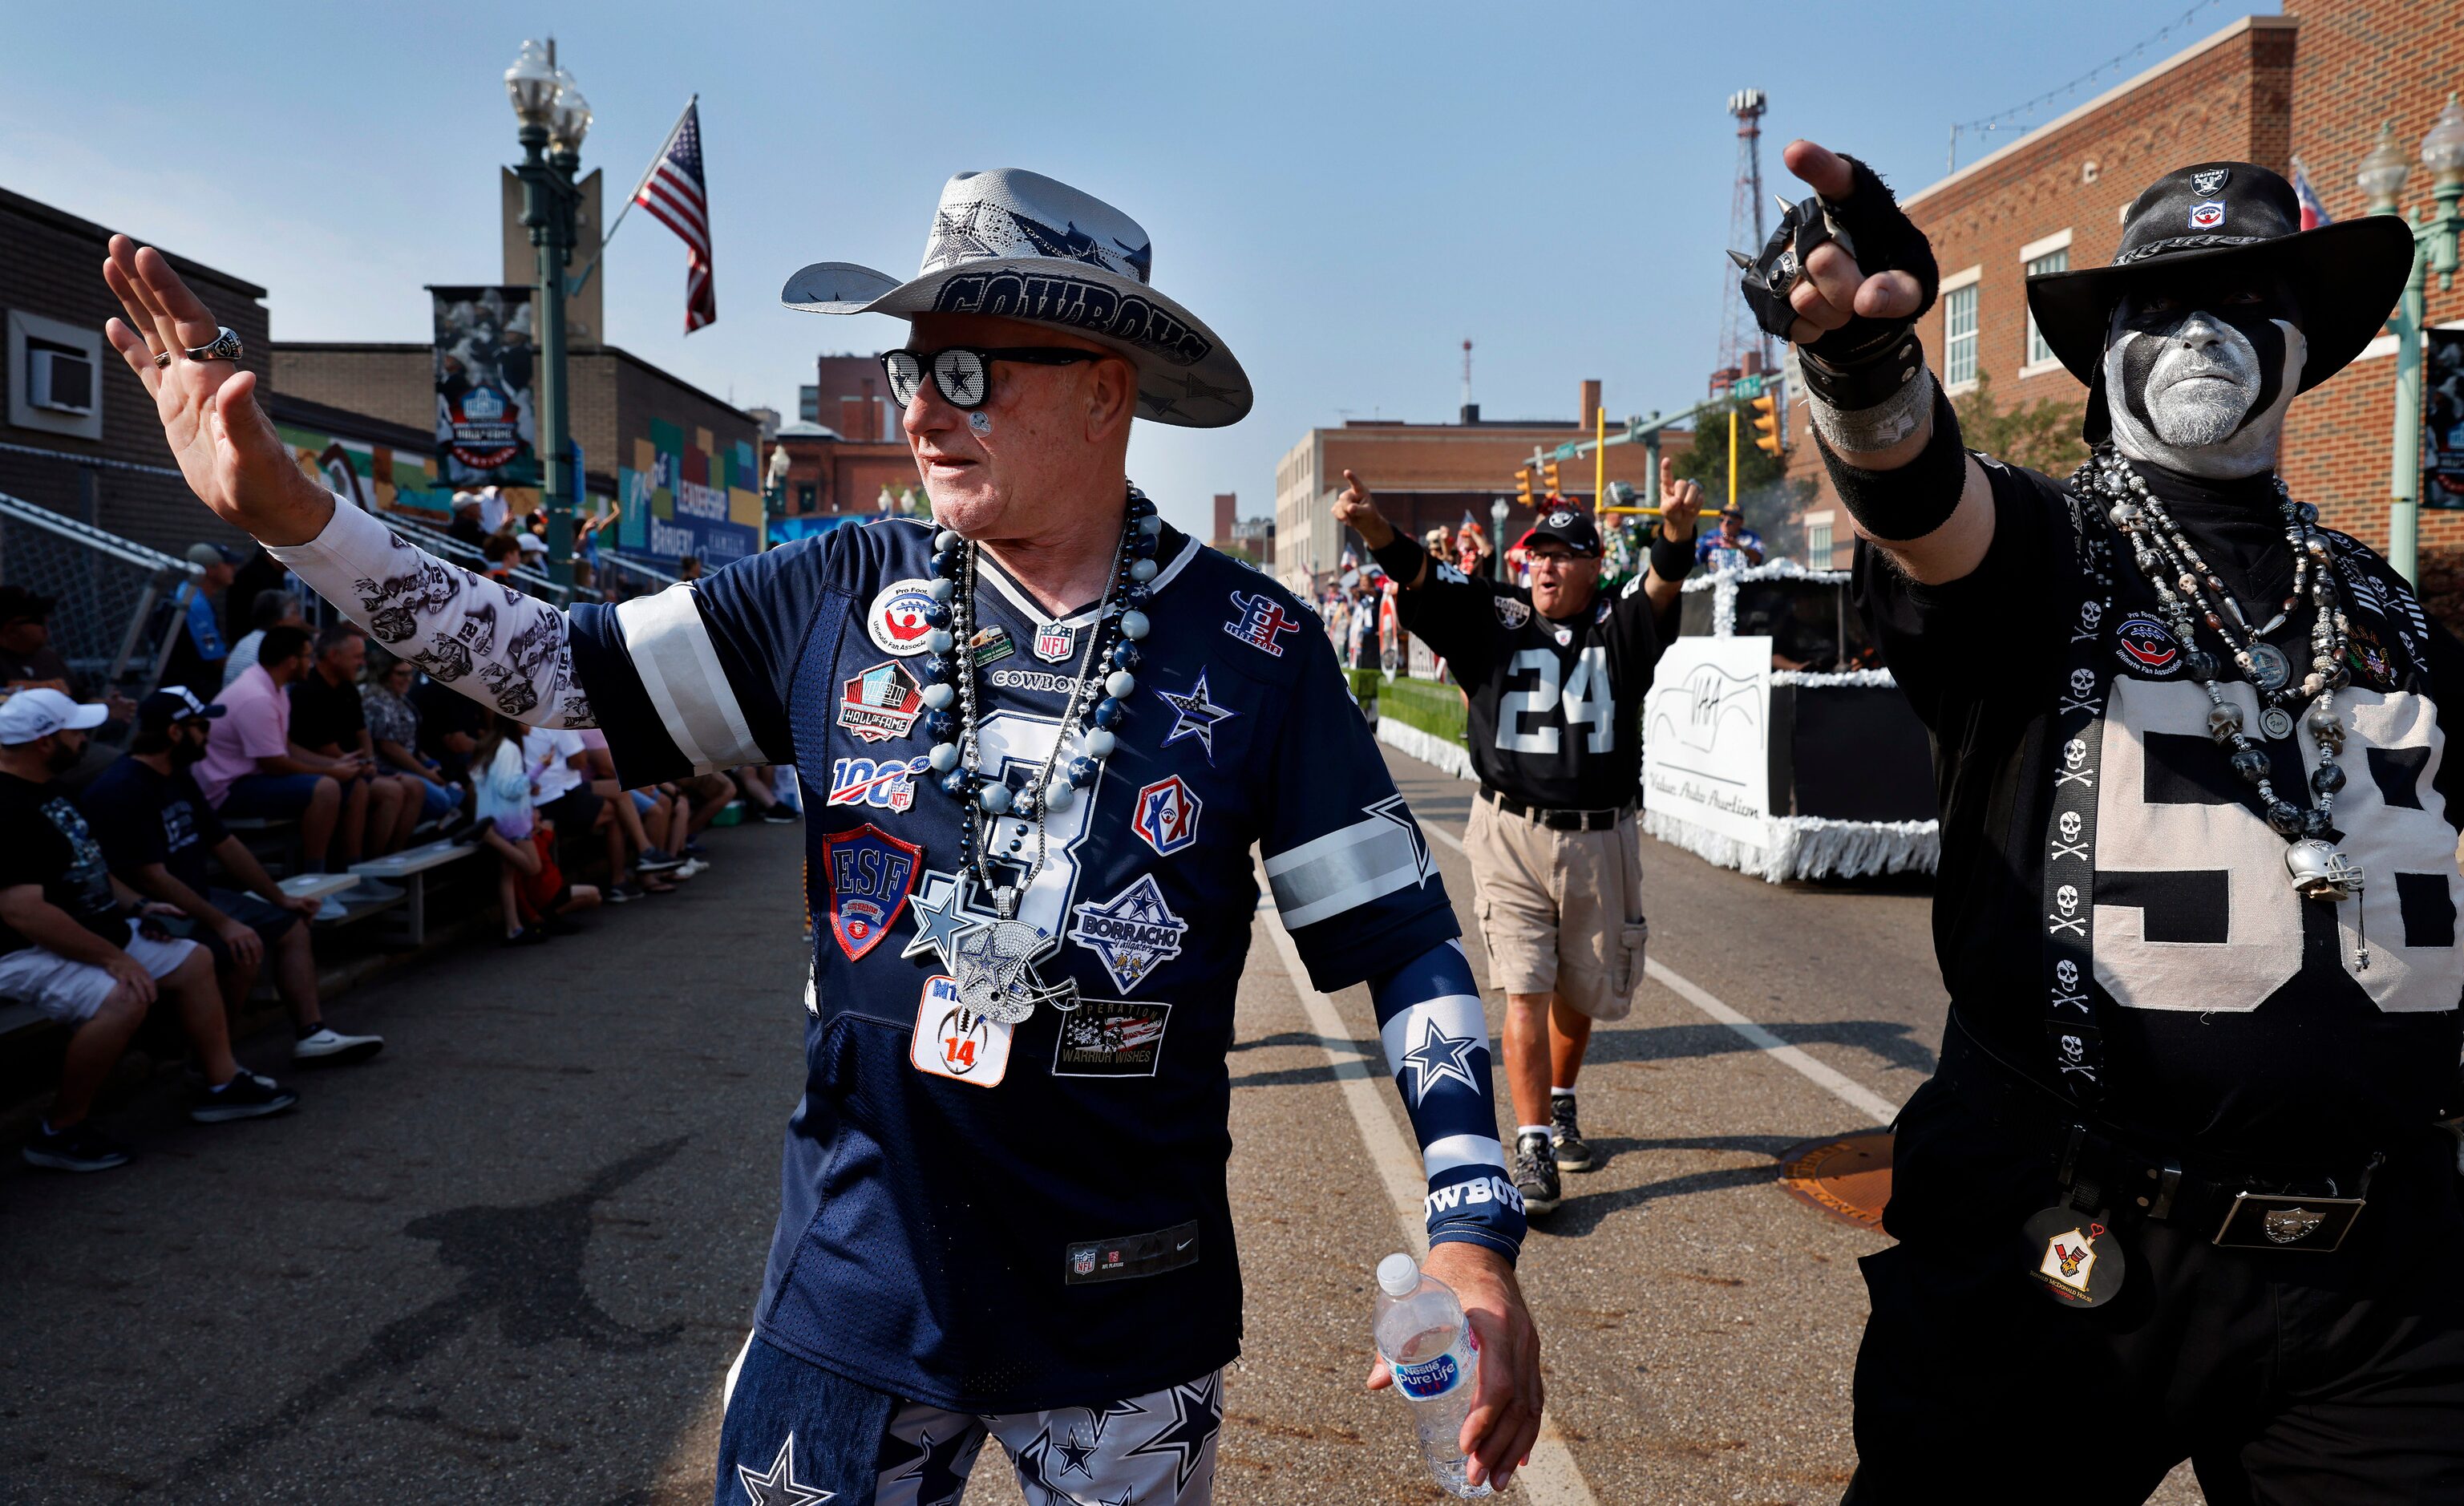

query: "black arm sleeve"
xmin=1814 ymin=385 xmax=1970 ymax=544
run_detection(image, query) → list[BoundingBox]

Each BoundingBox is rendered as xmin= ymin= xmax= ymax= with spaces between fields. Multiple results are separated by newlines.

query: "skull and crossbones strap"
xmin=2043 ymin=490 xmax=2121 ymax=1107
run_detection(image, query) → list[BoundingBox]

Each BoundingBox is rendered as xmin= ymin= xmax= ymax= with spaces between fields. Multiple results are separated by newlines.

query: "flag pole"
xmin=568 ymin=95 xmax=696 ymax=298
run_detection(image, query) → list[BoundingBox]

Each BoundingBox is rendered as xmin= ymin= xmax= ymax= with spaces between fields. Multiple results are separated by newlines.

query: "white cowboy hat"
xmin=779 ymin=168 xmax=1251 ymax=429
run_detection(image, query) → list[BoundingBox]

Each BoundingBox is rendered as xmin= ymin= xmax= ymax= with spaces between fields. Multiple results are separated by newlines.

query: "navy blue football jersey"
xmin=564 ymin=519 xmax=1462 ymax=1411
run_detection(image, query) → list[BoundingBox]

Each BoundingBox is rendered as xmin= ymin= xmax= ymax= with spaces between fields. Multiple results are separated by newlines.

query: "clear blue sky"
xmin=2 ymin=0 xmax=2268 ymax=536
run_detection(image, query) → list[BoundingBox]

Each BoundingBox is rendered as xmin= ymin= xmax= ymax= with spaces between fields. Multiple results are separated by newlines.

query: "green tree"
xmin=1950 ymin=371 xmax=2088 ymax=476
xmin=1670 ymin=392 xmax=1792 ymax=504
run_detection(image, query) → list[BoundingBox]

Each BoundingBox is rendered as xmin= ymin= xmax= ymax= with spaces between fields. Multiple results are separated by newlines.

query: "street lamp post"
xmin=2358 ymin=97 xmax=2464 ymax=587
xmin=765 ymin=443 xmax=792 ymax=521
xmin=1489 ymin=496 xmax=1509 ymax=584
xmin=504 ymin=39 xmax=592 ymax=593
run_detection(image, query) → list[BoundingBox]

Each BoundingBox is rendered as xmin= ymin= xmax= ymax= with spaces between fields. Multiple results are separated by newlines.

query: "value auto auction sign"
xmin=431 ymin=285 xmax=540 ymax=488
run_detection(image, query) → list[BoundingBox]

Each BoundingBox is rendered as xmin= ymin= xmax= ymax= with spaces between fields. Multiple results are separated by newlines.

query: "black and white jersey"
xmin=1860 ymin=456 xmax=2464 ymax=1158
xmin=1398 ymin=554 xmax=1668 ymax=811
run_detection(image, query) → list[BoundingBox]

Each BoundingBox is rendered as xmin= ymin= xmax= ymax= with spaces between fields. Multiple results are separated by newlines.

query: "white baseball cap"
xmin=0 ymin=687 xmax=109 ymax=745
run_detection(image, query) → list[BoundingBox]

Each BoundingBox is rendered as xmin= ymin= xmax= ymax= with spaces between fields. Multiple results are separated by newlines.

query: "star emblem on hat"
xmin=736 ymin=1434 xmax=835 ymax=1505
xmin=1155 ymin=670 xmax=1236 ymax=760
xmin=925 ymin=200 xmax=1005 ymax=269
xmin=1170 ymin=372 xmax=1244 ymax=411
xmin=1401 ymin=1015 xmax=1483 ymax=1107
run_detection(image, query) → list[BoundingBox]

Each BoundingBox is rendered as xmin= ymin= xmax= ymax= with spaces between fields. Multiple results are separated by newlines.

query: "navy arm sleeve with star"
xmin=1368 ymin=941 xmax=1527 ymax=1260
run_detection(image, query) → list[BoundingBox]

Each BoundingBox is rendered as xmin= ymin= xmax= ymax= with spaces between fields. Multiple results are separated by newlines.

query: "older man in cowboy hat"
xmin=1739 ymin=141 xmax=2464 ymax=1500
xmin=102 ymin=165 xmax=1543 ymax=1501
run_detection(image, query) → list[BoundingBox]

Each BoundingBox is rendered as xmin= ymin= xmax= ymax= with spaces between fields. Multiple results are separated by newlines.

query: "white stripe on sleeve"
xmin=613 ymin=585 xmax=761 ymax=772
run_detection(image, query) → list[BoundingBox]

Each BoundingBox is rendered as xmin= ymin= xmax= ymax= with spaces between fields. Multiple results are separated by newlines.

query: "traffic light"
xmin=1515 ymin=466 xmax=1535 ymax=507
xmin=1542 ymin=459 xmax=1561 ymax=497
xmin=1750 ymin=391 xmax=1783 ymax=457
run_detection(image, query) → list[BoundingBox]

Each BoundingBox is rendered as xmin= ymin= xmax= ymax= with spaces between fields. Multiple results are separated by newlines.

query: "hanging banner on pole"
xmin=431 ymin=285 xmax=541 ymax=487
xmin=2429 ymin=328 xmax=2464 ymax=508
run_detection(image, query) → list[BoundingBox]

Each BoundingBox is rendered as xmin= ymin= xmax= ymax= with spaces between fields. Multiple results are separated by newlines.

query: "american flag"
xmin=634 ymin=99 xmax=715 ymax=331
xmin=2290 ymin=156 xmax=2333 ymax=230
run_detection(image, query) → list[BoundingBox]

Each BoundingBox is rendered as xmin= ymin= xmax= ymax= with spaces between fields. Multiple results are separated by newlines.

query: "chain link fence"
xmin=0 ymin=488 xmax=199 ymax=701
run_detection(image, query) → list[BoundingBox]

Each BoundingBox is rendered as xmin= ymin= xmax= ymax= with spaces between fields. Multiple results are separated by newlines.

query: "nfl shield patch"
xmin=1033 ymin=622 xmax=1077 ymax=662
xmin=821 ymin=824 xmax=922 ymax=962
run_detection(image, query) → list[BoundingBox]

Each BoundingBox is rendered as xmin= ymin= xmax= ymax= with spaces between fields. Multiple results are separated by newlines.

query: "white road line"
xmin=1420 ymin=819 xmax=1901 ymax=1128
xmin=1254 ymin=882 xmax=1601 ymax=1506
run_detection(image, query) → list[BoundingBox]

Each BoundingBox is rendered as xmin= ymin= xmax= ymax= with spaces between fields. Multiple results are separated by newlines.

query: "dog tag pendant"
xmin=2021 ymin=1206 xmax=2125 ymax=1308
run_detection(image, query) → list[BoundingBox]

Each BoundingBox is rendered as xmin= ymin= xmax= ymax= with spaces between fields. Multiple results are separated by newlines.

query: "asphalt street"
xmin=0 ymin=753 xmax=2203 ymax=1504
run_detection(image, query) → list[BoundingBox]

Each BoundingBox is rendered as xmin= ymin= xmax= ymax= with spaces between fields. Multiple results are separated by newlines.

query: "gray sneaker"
xmin=1551 ymin=1093 xmax=1595 ymax=1172
xmin=189 ymin=1070 xmax=300 ymax=1123
xmin=1513 ymin=1131 xmax=1561 ymax=1217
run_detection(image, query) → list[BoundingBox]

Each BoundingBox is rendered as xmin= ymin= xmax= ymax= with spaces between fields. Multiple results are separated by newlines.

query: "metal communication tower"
xmin=1716 ymin=88 xmax=1774 ymax=391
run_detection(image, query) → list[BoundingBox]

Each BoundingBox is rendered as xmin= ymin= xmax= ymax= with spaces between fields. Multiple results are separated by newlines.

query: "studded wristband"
xmin=1799 ymin=329 xmax=1929 ymax=417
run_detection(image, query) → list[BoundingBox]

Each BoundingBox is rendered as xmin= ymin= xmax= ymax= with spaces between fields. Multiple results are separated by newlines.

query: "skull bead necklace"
xmin=2085 ymin=449 xmax=2365 ymax=919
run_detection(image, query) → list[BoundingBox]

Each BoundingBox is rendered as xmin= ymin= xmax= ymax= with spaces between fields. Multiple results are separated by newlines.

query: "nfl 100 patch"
xmin=838 ymin=660 xmax=925 ymax=743
xmin=2113 ymin=613 xmax=2184 ymax=678
xmin=1067 ymin=874 xmax=1190 ymax=991
xmin=1131 ymin=775 xmax=1202 ymax=856
xmin=828 ymin=755 xmax=930 ymax=813
xmin=821 ymin=824 xmax=922 ymax=961
xmin=1052 ymin=998 xmax=1172 ymax=1077
xmin=867 ymin=578 xmax=941 ymax=658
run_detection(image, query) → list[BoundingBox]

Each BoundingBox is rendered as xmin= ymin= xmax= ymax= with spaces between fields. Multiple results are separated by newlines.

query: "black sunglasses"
xmin=880 ymin=346 xmax=1106 ymax=411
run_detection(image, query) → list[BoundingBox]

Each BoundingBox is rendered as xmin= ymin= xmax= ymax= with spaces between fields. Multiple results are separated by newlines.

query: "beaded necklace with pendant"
xmin=907 ymin=484 xmax=1160 ymax=1017
xmin=2086 ymin=448 xmax=2367 ymax=943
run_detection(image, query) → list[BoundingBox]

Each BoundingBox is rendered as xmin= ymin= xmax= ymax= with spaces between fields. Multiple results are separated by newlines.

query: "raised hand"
xmin=1770 ymin=141 xmax=1932 ymax=348
xmin=1659 ymin=476 xmax=1704 ymax=540
xmin=1330 ymin=468 xmax=1397 ymax=550
xmin=101 ymin=236 xmax=334 ymax=546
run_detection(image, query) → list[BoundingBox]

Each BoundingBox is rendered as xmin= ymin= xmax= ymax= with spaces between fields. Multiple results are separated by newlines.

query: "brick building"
xmin=275 ymin=340 xmax=764 ymax=565
xmin=800 ymin=352 xmax=895 ymax=443
xmin=1272 ymin=381 xmax=1692 ymax=595
xmin=1782 ymin=2 xmax=2464 ymax=621
xmin=767 ymin=419 xmax=918 ymax=543
xmin=0 ymin=185 xmax=270 ymax=555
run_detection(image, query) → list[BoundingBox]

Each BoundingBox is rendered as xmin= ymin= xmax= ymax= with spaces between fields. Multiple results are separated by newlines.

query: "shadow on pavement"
xmin=1588 ymin=1018 xmax=1938 ymax=1077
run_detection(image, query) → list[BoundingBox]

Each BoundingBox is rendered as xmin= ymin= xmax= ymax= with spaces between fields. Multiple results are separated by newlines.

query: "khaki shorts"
xmin=1464 ymin=796 xmax=1648 ymax=1022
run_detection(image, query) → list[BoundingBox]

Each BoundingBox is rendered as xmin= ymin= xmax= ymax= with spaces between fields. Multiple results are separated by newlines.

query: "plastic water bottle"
xmin=1374 ymin=1252 xmax=1491 ymax=1498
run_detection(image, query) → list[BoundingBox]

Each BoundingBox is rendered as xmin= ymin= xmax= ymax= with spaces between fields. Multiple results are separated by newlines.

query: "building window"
xmin=1942 ymin=284 xmax=1978 ymax=389
xmin=797 ymin=484 xmax=816 ymax=513
xmin=2025 ymin=247 xmax=2070 ymax=368
xmin=1805 ymin=509 xmax=1835 ymax=571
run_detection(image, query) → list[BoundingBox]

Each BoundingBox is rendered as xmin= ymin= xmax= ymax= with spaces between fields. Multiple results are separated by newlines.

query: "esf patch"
xmin=838 ymin=660 xmax=923 ymax=743
xmin=1067 ymin=874 xmax=1189 ymax=992
xmin=909 ymin=974 xmax=1014 ymax=1087
xmin=867 ymin=578 xmax=941 ymax=658
xmin=1132 ymin=775 xmax=1202 ymax=856
xmin=828 ymin=755 xmax=930 ymax=813
xmin=2114 ymin=613 xmax=2184 ymax=678
xmin=1053 ymin=998 xmax=1171 ymax=1077
xmin=821 ymin=824 xmax=921 ymax=962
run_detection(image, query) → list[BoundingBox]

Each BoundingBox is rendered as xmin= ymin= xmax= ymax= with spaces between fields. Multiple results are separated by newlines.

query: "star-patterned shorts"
xmin=715 ymin=1334 xmax=1222 ymax=1506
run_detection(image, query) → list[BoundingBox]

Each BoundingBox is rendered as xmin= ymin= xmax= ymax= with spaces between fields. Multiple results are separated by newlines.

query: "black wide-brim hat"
xmin=2025 ymin=161 xmax=2415 ymax=397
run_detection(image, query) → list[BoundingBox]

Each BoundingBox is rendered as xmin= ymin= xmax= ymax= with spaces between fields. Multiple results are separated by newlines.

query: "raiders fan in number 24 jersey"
xmin=1397 ymin=552 xmax=1670 ymax=812
xmin=264 ymin=496 xmax=1525 ymax=1414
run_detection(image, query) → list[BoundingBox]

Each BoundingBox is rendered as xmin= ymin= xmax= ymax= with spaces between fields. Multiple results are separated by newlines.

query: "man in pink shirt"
xmin=199 ymin=623 xmax=348 ymax=872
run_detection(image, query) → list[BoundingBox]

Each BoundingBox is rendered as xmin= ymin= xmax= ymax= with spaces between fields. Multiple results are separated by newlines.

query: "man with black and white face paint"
xmin=1738 ymin=147 xmax=2464 ymax=1501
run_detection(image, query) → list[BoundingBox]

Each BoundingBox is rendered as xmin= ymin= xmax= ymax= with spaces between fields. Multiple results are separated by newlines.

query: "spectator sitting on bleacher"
xmin=221 ymin=588 xmax=302 ymax=692
xmin=196 ymin=623 xmax=355 ymax=887
xmin=480 ymin=532 xmax=520 ymax=582
xmin=1 ymin=689 xmax=297 ymax=1173
xmin=79 ymin=688 xmax=383 ymax=1067
xmin=523 ymin=721 xmax=620 ymax=880
xmin=471 ymin=712 xmax=600 ymax=944
xmin=361 ymin=647 xmax=464 ymax=829
xmin=2 ymin=585 xmax=137 ymax=791
xmin=447 ymin=491 xmax=487 ymax=549
xmin=289 ymin=625 xmax=423 ymax=872
xmin=158 ymin=544 xmax=238 ymax=702
xmin=410 ymin=662 xmax=484 ymax=791
xmin=730 ymin=763 xmax=799 ymax=825
xmin=576 ymin=728 xmax=678 ymax=902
